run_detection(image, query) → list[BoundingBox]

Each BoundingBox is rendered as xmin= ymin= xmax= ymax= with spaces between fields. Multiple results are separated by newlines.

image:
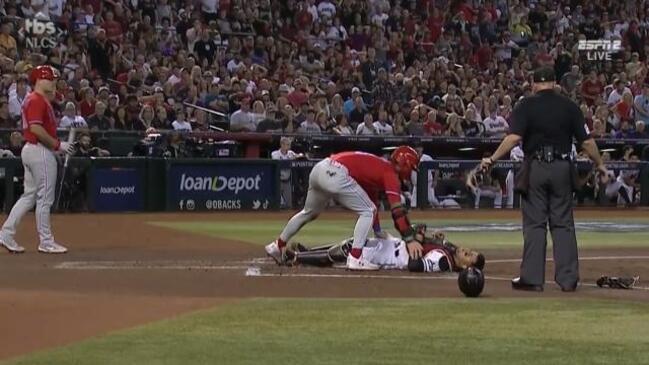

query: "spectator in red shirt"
xmin=475 ymin=40 xmax=493 ymax=71
xmin=295 ymin=2 xmax=313 ymax=29
xmin=102 ymin=11 xmax=123 ymax=41
xmin=423 ymin=109 xmax=444 ymax=136
xmin=79 ymin=87 xmax=96 ymax=119
xmin=427 ymin=7 xmax=444 ymax=42
xmin=611 ymin=91 xmax=635 ymax=128
xmin=581 ymin=70 xmax=604 ymax=106
xmin=287 ymin=79 xmax=308 ymax=109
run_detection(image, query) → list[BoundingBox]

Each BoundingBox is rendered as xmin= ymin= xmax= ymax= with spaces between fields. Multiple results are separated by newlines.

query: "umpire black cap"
xmin=533 ymin=67 xmax=556 ymax=83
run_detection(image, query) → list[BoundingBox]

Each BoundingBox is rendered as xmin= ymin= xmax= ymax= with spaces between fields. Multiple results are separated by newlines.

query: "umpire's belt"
xmin=532 ymin=146 xmax=571 ymax=163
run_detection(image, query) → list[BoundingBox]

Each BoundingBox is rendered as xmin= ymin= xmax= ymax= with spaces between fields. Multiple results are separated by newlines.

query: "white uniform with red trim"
xmin=0 ymin=91 xmax=60 ymax=246
xmin=362 ymin=237 xmax=452 ymax=272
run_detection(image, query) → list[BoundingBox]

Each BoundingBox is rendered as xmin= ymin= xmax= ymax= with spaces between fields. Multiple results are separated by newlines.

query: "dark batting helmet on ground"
xmin=458 ymin=267 xmax=485 ymax=297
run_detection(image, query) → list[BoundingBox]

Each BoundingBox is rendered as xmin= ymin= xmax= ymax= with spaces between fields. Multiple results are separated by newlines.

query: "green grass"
xmin=149 ymin=218 xmax=649 ymax=249
xmin=5 ymin=298 xmax=649 ymax=365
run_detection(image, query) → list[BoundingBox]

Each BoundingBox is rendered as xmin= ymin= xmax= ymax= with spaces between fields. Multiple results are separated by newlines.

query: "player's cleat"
xmin=0 ymin=238 xmax=25 ymax=253
xmin=346 ymin=255 xmax=380 ymax=271
xmin=38 ymin=242 xmax=68 ymax=254
xmin=265 ymin=240 xmax=284 ymax=265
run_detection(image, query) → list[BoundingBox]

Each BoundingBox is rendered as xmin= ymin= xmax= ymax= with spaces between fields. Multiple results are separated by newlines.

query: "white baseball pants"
xmin=473 ymin=187 xmax=503 ymax=209
xmin=279 ymin=158 xmax=376 ymax=250
xmin=0 ymin=143 xmax=58 ymax=245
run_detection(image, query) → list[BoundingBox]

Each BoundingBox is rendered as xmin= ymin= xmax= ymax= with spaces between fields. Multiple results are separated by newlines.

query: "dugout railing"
xmin=0 ymin=158 xmax=647 ymax=213
xmin=2 ymin=129 xmax=649 ymax=160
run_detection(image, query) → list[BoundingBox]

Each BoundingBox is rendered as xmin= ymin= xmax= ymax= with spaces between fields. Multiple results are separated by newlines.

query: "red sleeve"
xmin=23 ymin=97 xmax=46 ymax=126
xmin=383 ymin=168 xmax=402 ymax=207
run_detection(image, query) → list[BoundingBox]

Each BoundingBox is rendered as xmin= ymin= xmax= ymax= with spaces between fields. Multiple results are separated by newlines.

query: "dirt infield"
xmin=0 ymin=209 xmax=648 ymax=360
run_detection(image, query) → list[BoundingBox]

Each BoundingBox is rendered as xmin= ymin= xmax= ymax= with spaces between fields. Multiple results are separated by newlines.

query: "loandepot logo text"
xmin=100 ymin=186 xmax=136 ymax=195
xmin=179 ymin=174 xmax=262 ymax=194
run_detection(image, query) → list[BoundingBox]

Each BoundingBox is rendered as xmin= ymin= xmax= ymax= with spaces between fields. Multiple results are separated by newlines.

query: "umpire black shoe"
xmin=511 ymin=277 xmax=544 ymax=292
xmin=560 ymin=284 xmax=578 ymax=292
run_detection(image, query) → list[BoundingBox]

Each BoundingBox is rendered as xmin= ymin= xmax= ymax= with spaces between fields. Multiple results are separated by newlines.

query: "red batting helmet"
xmin=29 ymin=65 xmax=59 ymax=85
xmin=390 ymin=145 xmax=419 ymax=180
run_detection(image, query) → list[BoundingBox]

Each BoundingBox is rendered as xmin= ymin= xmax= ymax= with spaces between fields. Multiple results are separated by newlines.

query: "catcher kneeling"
xmin=284 ymin=224 xmax=485 ymax=274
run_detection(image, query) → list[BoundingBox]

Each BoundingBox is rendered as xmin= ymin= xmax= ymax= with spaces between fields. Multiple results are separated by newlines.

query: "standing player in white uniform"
xmin=0 ymin=65 xmax=74 ymax=254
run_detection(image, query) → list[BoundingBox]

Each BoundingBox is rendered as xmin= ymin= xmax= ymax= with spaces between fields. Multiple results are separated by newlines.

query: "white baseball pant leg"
xmin=616 ymin=182 xmax=634 ymax=205
xmin=410 ymin=170 xmax=418 ymax=208
xmin=410 ymin=170 xmax=435 ymax=208
xmin=604 ymin=180 xmax=622 ymax=200
xmin=474 ymin=187 xmax=503 ymax=209
xmin=505 ymin=170 xmax=515 ymax=208
xmin=279 ymin=159 xmax=375 ymax=250
xmin=0 ymin=143 xmax=58 ymax=245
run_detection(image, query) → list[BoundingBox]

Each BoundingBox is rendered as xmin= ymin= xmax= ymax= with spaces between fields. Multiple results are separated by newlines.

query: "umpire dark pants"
xmin=520 ymin=160 xmax=579 ymax=289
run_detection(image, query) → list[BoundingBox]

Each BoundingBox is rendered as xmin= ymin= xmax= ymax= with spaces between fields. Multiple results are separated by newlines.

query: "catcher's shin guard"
xmin=294 ymin=250 xmax=336 ymax=267
xmin=293 ymin=240 xmax=351 ymax=267
xmin=327 ymin=240 xmax=351 ymax=262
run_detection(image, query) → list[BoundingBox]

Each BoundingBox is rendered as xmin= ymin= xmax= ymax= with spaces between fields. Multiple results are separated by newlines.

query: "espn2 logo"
xmin=577 ymin=40 xmax=623 ymax=61
xmin=18 ymin=17 xmax=66 ymax=49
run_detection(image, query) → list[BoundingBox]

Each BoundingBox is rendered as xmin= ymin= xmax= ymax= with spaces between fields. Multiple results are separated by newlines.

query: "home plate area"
xmin=53 ymin=256 xmax=649 ymax=292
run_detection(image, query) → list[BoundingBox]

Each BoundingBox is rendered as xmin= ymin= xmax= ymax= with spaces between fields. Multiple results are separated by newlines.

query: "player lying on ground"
xmin=283 ymin=224 xmax=486 ymax=273
xmin=265 ymin=146 xmax=424 ymax=271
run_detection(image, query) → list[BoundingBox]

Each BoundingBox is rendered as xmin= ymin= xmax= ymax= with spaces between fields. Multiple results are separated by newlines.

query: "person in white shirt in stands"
xmin=317 ymin=0 xmax=336 ymax=19
xmin=230 ymin=97 xmax=257 ymax=132
xmin=333 ymin=114 xmax=354 ymax=135
xmin=607 ymin=79 xmax=632 ymax=106
xmin=299 ymin=109 xmax=322 ymax=134
xmin=8 ymin=77 xmax=29 ymax=121
xmin=482 ymin=108 xmax=509 ymax=138
xmin=373 ymin=110 xmax=393 ymax=135
xmin=59 ymin=102 xmax=88 ymax=129
xmin=356 ymin=113 xmax=378 ymax=135
xmin=272 ymin=137 xmax=303 ymax=209
xmin=172 ymin=109 xmax=192 ymax=132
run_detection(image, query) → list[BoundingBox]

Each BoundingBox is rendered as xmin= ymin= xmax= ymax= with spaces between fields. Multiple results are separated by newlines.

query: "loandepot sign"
xmin=179 ymin=174 xmax=262 ymax=194
xmin=438 ymin=222 xmax=649 ymax=233
xmin=577 ymin=40 xmax=623 ymax=61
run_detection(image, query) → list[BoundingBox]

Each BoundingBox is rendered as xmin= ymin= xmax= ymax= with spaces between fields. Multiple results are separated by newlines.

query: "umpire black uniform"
xmin=481 ymin=67 xmax=608 ymax=292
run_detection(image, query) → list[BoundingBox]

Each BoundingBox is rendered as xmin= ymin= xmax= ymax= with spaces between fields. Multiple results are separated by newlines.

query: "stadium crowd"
xmin=0 ymin=0 xmax=648 ymax=142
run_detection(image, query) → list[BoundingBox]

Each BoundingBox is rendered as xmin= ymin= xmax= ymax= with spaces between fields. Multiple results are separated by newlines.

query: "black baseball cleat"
xmin=511 ymin=277 xmax=544 ymax=292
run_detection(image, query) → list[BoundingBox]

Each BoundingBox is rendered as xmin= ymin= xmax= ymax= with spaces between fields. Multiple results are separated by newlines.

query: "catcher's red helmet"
xmin=29 ymin=65 xmax=59 ymax=85
xmin=390 ymin=145 xmax=419 ymax=180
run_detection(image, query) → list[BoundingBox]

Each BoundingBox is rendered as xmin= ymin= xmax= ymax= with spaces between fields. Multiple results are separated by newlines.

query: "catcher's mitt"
xmin=596 ymin=276 xmax=639 ymax=289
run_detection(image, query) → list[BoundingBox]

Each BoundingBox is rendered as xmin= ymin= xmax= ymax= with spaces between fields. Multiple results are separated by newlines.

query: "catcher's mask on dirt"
xmin=458 ymin=267 xmax=485 ymax=297
xmin=390 ymin=145 xmax=419 ymax=181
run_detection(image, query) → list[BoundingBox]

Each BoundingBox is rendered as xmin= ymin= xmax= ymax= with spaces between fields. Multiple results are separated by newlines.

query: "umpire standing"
xmin=480 ymin=67 xmax=609 ymax=292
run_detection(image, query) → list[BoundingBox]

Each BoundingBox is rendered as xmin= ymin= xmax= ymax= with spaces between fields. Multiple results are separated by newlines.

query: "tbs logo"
xmin=19 ymin=17 xmax=66 ymax=49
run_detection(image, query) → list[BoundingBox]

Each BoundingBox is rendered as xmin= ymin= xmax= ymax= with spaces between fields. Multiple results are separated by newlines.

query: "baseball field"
xmin=1 ymin=209 xmax=649 ymax=365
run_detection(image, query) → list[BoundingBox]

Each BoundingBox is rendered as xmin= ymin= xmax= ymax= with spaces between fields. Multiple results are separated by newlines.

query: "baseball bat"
xmin=55 ymin=128 xmax=76 ymax=211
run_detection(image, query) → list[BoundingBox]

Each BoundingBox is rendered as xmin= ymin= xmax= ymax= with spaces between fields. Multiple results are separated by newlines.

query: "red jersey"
xmin=330 ymin=151 xmax=401 ymax=206
xmin=22 ymin=92 xmax=58 ymax=144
